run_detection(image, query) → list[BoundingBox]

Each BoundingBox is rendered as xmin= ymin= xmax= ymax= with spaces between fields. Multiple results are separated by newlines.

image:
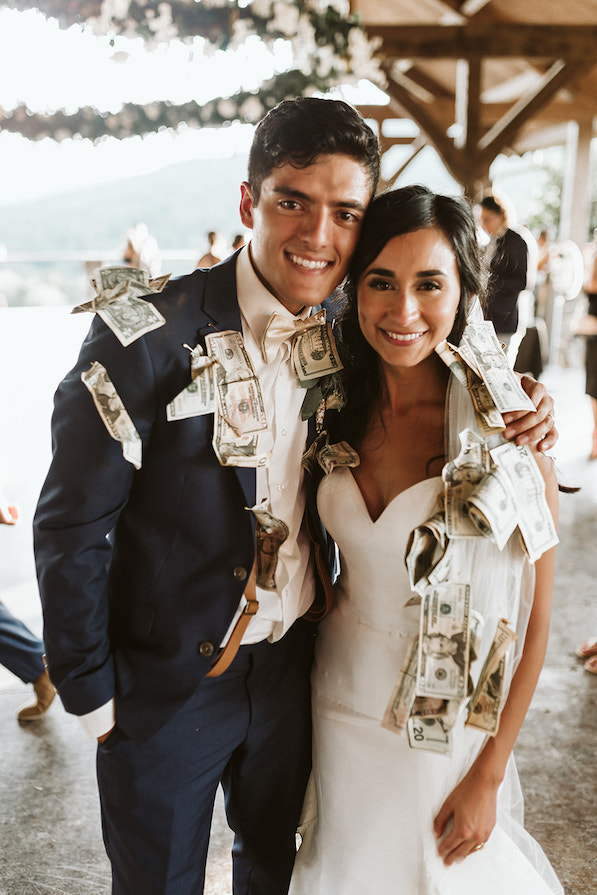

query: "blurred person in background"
xmin=581 ymin=229 xmax=597 ymax=460
xmin=479 ymin=194 xmax=529 ymax=362
xmin=534 ymin=229 xmax=554 ymax=322
xmin=0 ymin=496 xmax=55 ymax=721
xmin=123 ymin=222 xmax=162 ymax=278
xmin=196 ymin=229 xmax=226 ymax=268
xmin=536 ymin=229 xmax=553 ymax=277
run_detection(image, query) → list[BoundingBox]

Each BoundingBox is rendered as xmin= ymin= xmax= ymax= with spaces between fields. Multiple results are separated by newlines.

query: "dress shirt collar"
xmin=236 ymin=244 xmax=311 ymax=347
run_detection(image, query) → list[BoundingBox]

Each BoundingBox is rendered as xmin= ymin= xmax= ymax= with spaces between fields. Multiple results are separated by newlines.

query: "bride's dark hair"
xmin=330 ymin=185 xmax=487 ymax=448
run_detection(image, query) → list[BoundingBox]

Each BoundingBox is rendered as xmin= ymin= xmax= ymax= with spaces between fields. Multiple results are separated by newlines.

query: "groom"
xmin=34 ymin=96 xmax=556 ymax=895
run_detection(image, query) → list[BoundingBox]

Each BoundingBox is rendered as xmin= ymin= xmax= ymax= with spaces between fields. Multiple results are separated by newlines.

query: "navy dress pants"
xmin=0 ymin=600 xmax=45 ymax=683
xmin=97 ymin=619 xmax=316 ymax=895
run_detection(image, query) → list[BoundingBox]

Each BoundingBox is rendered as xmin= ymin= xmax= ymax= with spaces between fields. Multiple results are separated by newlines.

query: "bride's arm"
xmin=433 ymin=450 xmax=559 ymax=866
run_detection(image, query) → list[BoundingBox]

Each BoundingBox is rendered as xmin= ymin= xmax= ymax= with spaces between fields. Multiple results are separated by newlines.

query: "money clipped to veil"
xmin=382 ymin=301 xmax=558 ymax=756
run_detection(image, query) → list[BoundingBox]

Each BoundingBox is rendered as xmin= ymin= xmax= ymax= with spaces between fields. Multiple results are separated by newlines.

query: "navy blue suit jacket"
xmin=34 ymin=253 xmax=331 ymax=743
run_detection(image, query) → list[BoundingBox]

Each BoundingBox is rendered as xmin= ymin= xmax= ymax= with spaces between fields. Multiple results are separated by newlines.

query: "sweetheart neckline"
xmin=338 ymin=468 xmax=442 ymax=525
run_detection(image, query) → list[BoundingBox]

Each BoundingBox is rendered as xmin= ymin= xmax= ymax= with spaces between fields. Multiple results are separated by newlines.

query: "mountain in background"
xmin=0 ymin=153 xmax=250 ymax=257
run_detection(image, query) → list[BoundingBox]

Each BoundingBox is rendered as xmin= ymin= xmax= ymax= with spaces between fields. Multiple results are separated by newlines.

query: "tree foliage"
xmin=527 ymin=159 xmax=564 ymax=237
xmin=0 ymin=0 xmax=383 ymax=141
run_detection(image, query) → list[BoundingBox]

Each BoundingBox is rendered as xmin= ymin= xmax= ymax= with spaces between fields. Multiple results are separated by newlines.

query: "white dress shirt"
xmin=220 ymin=246 xmax=315 ymax=645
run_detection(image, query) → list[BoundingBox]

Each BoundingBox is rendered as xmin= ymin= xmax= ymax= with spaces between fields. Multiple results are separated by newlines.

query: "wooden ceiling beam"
xmin=380 ymin=136 xmax=419 ymax=145
xmin=358 ymin=100 xmax=597 ymax=127
xmin=408 ymin=0 xmax=493 ymax=19
xmin=379 ymin=135 xmax=427 ymax=192
xmin=355 ymin=104 xmax=392 ymax=123
xmin=411 ymin=0 xmax=465 ymax=20
xmin=458 ymin=0 xmax=493 ymax=14
xmin=442 ymin=97 xmax=597 ymax=117
xmin=380 ymin=64 xmax=463 ymax=176
xmin=365 ymin=23 xmax=597 ymax=58
xmin=477 ymin=59 xmax=591 ymax=163
xmin=357 ymin=9 xmax=596 ymax=195
xmin=427 ymin=0 xmax=493 ymax=15
xmin=377 ymin=135 xmax=420 ymax=158
xmin=391 ymin=137 xmax=427 ymax=179
xmin=513 ymin=122 xmax=577 ymax=152
xmin=424 ymin=0 xmax=462 ymax=13
xmin=454 ymin=55 xmax=481 ymax=151
xmin=397 ymin=64 xmax=454 ymax=99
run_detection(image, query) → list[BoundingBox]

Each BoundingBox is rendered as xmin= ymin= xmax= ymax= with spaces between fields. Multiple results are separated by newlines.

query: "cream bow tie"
xmin=260 ymin=309 xmax=326 ymax=364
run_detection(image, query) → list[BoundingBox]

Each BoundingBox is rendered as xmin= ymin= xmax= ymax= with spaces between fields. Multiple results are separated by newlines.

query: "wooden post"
xmin=559 ymin=117 xmax=593 ymax=244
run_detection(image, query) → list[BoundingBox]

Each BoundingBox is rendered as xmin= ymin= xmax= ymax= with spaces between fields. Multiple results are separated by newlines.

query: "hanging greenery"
xmin=1 ymin=0 xmax=383 ymax=141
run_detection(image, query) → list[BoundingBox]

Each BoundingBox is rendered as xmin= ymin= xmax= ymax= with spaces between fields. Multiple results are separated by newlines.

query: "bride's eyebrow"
xmin=365 ymin=267 xmax=394 ymax=277
xmin=364 ymin=266 xmax=448 ymax=278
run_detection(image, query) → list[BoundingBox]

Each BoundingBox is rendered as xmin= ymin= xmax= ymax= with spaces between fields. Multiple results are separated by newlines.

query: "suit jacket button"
xmin=233 ymin=566 xmax=248 ymax=581
xmin=198 ymin=641 xmax=215 ymax=657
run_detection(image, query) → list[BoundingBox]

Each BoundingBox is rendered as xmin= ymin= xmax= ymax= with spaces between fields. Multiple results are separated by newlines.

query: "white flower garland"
xmin=4 ymin=0 xmax=385 ymax=141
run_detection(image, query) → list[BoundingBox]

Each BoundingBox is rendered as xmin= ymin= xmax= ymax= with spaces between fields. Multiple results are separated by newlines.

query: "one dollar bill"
xmin=293 ymin=322 xmax=343 ymax=383
xmin=461 ymin=321 xmax=535 ymax=415
xmin=206 ymin=330 xmax=268 ymax=436
xmin=81 ymin=361 xmax=142 ymax=469
xmin=490 ymin=441 xmax=558 ymax=561
xmin=166 ymin=347 xmax=217 ymax=421
xmin=76 ymin=266 xmax=167 ymax=347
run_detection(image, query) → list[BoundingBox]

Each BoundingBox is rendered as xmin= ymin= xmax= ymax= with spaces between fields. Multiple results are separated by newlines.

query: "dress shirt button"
xmin=281 ymin=427 xmax=288 ymax=436
xmin=233 ymin=566 xmax=248 ymax=581
xmin=198 ymin=641 xmax=215 ymax=657
xmin=276 ymin=482 xmax=287 ymax=493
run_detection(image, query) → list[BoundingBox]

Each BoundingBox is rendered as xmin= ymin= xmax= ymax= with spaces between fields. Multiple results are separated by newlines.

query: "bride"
xmin=290 ymin=186 xmax=562 ymax=894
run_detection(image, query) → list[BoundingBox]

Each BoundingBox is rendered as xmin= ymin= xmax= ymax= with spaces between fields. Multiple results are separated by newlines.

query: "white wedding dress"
xmin=289 ymin=467 xmax=563 ymax=895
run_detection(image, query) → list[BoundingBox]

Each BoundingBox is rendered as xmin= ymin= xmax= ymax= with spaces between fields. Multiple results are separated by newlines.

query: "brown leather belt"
xmin=206 ymin=566 xmax=259 ymax=678
xmin=205 ymin=502 xmax=335 ymax=678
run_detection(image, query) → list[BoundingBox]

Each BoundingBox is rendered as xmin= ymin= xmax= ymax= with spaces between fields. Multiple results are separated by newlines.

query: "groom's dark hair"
xmin=247 ymin=97 xmax=380 ymax=204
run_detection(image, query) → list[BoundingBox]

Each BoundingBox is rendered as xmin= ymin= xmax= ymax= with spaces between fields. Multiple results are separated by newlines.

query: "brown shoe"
xmin=17 ymin=670 xmax=56 ymax=721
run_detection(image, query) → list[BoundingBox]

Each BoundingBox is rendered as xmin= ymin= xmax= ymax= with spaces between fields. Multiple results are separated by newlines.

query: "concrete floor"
xmin=0 ymin=317 xmax=595 ymax=894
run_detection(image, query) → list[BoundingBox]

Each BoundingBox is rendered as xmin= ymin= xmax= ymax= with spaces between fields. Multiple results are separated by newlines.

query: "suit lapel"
xmin=195 ymin=250 xmax=243 ymax=344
